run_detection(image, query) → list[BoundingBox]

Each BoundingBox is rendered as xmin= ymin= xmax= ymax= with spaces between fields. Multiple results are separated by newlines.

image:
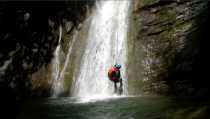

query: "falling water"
xmin=72 ymin=1 xmax=131 ymax=97
xmin=51 ymin=25 xmax=62 ymax=97
xmin=51 ymin=25 xmax=78 ymax=97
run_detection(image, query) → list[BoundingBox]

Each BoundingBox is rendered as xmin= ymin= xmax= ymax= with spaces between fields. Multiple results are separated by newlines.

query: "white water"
xmin=51 ymin=25 xmax=62 ymax=97
xmin=51 ymin=25 xmax=78 ymax=97
xmin=72 ymin=1 xmax=131 ymax=98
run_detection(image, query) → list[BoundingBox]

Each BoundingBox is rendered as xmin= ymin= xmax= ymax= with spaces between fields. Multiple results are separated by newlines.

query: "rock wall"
xmin=128 ymin=0 xmax=207 ymax=96
xmin=0 ymin=1 xmax=95 ymax=118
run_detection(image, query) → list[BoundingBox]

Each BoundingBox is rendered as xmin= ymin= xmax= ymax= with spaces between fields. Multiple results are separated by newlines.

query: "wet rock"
xmin=65 ymin=21 xmax=73 ymax=33
xmin=24 ymin=13 xmax=30 ymax=21
xmin=128 ymin=0 xmax=207 ymax=96
xmin=0 ymin=1 xmax=95 ymax=117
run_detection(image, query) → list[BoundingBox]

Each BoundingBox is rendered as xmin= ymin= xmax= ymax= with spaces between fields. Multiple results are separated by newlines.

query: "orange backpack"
xmin=108 ymin=66 xmax=118 ymax=81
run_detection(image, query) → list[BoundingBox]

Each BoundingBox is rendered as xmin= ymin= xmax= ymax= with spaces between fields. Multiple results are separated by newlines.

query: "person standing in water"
xmin=108 ymin=64 xmax=123 ymax=95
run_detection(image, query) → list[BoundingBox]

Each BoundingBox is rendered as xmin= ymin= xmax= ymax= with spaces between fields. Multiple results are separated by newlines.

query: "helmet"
xmin=114 ymin=64 xmax=121 ymax=69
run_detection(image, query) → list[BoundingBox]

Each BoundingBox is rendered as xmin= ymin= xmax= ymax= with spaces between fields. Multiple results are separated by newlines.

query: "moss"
xmin=155 ymin=6 xmax=176 ymax=25
xmin=138 ymin=0 xmax=160 ymax=9
xmin=63 ymin=60 xmax=76 ymax=94
xmin=31 ymin=65 xmax=52 ymax=97
xmin=61 ymin=31 xmax=74 ymax=55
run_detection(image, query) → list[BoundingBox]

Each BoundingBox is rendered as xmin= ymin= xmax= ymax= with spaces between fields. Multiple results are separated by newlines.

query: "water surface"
xmin=17 ymin=96 xmax=209 ymax=119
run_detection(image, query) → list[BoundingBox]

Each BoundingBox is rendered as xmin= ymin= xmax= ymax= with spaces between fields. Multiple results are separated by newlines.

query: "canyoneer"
xmin=108 ymin=64 xmax=123 ymax=95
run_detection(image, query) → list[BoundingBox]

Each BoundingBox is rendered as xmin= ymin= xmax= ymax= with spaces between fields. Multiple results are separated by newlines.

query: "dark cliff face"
xmin=128 ymin=0 xmax=207 ymax=97
xmin=0 ymin=1 xmax=95 ymax=118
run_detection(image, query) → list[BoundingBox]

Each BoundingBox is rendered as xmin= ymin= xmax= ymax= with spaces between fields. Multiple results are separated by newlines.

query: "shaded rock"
xmin=0 ymin=1 xmax=95 ymax=118
xmin=128 ymin=0 xmax=207 ymax=96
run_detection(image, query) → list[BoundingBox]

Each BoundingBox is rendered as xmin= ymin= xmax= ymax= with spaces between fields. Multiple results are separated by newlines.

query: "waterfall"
xmin=51 ymin=25 xmax=62 ymax=97
xmin=51 ymin=25 xmax=78 ymax=97
xmin=72 ymin=0 xmax=131 ymax=97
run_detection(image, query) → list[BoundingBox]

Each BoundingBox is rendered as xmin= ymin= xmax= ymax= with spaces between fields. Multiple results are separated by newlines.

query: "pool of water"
xmin=17 ymin=96 xmax=209 ymax=119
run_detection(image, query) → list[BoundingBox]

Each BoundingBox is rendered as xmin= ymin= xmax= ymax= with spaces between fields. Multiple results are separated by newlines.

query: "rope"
xmin=116 ymin=30 xmax=119 ymax=65
xmin=115 ymin=30 xmax=118 ymax=64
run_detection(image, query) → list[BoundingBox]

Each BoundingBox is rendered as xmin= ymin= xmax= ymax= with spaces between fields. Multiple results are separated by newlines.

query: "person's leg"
xmin=119 ymin=78 xmax=123 ymax=95
xmin=114 ymin=82 xmax=117 ymax=94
